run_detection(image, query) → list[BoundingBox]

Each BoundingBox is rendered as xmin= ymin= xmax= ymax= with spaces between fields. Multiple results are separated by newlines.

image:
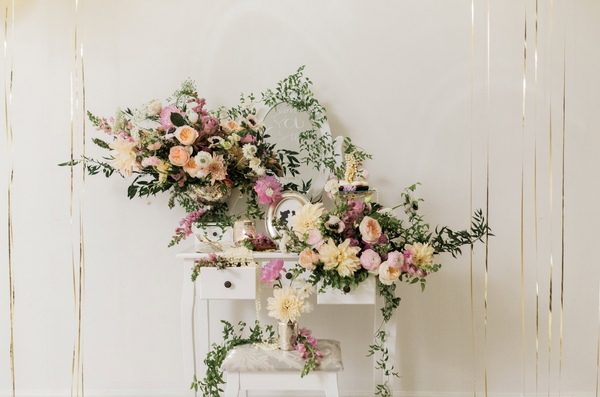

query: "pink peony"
xmin=387 ymin=251 xmax=405 ymax=269
xmin=307 ymin=229 xmax=324 ymax=249
xmin=254 ymin=175 xmax=282 ymax=205
xmin=299 ymin=249 xmax=319 ymax=270
xmin=360 ymin=249 xmax=381 ymax=271
xmin=261 ymin=259 xmax=286 ymax=285
xmin=160 ymin=105 xmax=183 ymax=131
xmin=201 ymin=116 xmax=220 ymax=135
xmin=141 ymin=156 xmax=161 ymax=167
xmin=359 ymin=216 xmax=382 ymax=244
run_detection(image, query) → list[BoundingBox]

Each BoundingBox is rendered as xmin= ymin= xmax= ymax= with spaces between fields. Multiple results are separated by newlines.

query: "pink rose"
xmin=359 ymin=216 xmax=382 ymax=244
xmin=299 ymin=249 xmax=319 ymax=270
xmin=159 ymin=105 xmax=183 ymax=131
xmin=307 ymin=229 xmax=324 ymax=249
xmin=169 ymin=146 xmax=190 ymax=167
xmin=387 ymin=251 xmax=405 ymax=269
xmin=360 ymin=249 xmax=381 ymax=271
xmin=201 ymin=116 xmax=220 ymax=135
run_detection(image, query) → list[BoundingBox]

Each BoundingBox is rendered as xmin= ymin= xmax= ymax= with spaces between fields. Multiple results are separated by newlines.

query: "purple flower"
xmin=160 ymin=105 xmax=183 ymax=131
xmin=261 ymin=259 xmax=286 ymax=285
xmin=201 ymin=116 xmax=220 ymax=135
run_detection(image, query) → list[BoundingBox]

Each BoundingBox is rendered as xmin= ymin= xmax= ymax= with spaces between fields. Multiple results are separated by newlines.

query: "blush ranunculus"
xmin=360 ymin=249 xmax=381 ymax=270
xmin=169 ymin=146 xmax=190 ymax=167
xmin=299 ymin=249 xmax=319 ymax=270
xmin=379 ymin=261 xmax=401 ymax=285
xmin=359 ymin=216 xmax=382 ymax=244
xmin=386 ymin=251 xmax=405 ymax=269
xmin=175 ymin=126 xmax=199 ymax=145
xmin=306 ymin=229 xmax=324 ymax=249
xmin=201 ymin=116 xmax=220 ymax=135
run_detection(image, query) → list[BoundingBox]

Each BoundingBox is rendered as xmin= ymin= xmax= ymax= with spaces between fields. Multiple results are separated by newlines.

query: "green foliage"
xmin=190 ymin=321 xmax=271 ymax=397
xmin=92 ymin=138 xmax=110 ymax=150
xmin=58 ymin=156 xmax=118 ymax=179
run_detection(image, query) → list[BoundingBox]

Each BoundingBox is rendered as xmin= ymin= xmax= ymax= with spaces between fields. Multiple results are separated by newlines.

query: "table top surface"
xmin=176 ymin=245 xmax=300 ymax=260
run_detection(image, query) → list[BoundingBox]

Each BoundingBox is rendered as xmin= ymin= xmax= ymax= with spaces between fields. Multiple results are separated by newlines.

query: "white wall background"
xmin=0 ymin=0 xmax=599 ymax=396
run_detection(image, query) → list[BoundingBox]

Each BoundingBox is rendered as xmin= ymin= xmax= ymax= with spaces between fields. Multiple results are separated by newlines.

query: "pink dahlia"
xmin=254 ymin=175 xmax=282 ymax=205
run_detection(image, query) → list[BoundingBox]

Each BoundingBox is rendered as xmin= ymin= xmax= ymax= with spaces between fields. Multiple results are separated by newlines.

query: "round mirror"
xmin=259 ymin=103 xmax=331 ymax=199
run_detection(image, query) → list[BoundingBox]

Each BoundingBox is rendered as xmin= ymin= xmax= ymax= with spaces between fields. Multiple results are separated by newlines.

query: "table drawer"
xmin=317 ymin=275 xmax=376 ymax=305
xmin=199 ymin=267 xmax=256 ymax=300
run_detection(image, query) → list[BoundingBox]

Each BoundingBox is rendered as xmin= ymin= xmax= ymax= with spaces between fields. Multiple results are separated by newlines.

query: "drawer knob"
xmin=285 ymin=272 xmax=293 ymax=280
xmin=343 ymin=286 xmax=351 ymax=293
xmin=224 ymin=281 xmax=232 ymax=288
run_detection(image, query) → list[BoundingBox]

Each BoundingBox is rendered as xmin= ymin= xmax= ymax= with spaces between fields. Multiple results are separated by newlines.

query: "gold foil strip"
xmin=484 ymin=1 xmax=490 ymax=396
xmin=559 ymin=30 xmax=566 ymax=397
xmin=534 ymin=0 xmax=539 ymax=393
xmin=521 ymin=4 xmax=527 ymax=396
xmin=547 ymin=1 xmax=554 ymax=396
xmin=4 ymin=2 xmax=15 ymax=396
xmin=469 ymin=1 xmax=476 ymax=396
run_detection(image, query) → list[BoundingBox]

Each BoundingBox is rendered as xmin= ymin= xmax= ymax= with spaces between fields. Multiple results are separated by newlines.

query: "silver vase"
xmin=278 ymin=321 xmax=299 ymax=351
xmin=187 ymin=184 xmax=232 ymax=206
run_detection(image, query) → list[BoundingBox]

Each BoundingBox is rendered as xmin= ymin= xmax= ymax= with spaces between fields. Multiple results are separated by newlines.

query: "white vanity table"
xmin=177 ymin=246 xmax=397 ymax=396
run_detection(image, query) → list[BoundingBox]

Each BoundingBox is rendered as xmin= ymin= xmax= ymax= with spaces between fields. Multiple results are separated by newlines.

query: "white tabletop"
xmin=176 ymin=245 xmax=300 ymax=260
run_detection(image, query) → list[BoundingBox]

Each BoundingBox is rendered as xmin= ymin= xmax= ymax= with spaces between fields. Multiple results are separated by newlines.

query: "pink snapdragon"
xmin=240 ymin=134 xmax=257 ymax=143
xmin=261 ymin=259 xmax=286 ymax=285
xmin=254 ymin=175 xmax=282 ymax=205
xmin=170 ymin=209 xmax=206 ymax=246
xmin=403 ymin=250 xmax=415 ymax=265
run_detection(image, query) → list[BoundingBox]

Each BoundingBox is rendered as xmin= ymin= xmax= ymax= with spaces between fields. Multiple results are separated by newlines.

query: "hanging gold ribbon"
xmin=521 ymin=3 xmax=527 ymax=396
xmin=547 ymin=1 xmax=554 ymax=396
xmin=559 ymin=26 xmax=566 ymax=397
xmin=469 ymin=1 xmax=476 ymax=396
xmin=4 ymin=1 xmax=15 ymax=396
xmin=70 ymin=0 xmax=85 ymax=396
xmin=483 ymin=1 xmax=490 ymax=396
xmin=534 ymin=0 xmax=539 ymax=394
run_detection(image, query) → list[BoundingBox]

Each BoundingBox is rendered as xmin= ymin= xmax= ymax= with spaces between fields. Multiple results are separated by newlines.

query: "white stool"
xmin=221 ymin=339 xmax=343 ymax=397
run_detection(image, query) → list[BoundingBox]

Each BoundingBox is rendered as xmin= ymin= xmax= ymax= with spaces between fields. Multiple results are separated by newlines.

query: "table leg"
xmin=181 ymin=258 xmax=196 ymax=397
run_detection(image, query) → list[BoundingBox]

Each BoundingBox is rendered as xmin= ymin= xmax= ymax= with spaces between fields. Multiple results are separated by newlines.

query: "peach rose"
xmin=299 ymin=249 xmax=319 ymax=270
xmin=222 ymin=120 xmax=242 ymax=133
xmin=175 ymin=126 xmax=199 ymax=145
xmin=183 ymin=157 xmax=201 ymax=177
xmin=169 ymin=146 xmax=190 ymax=167
xmin=359 ymin=216 xmax=382 ymax=244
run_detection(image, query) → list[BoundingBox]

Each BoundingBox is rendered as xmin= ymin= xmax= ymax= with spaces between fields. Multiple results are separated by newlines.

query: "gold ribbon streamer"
xmin=547 ymin=1 xmax=554 ymax=396
xmin=4 ymin=2 xmax=15 ymax=396
xmin=559 ymin=28 xmax=566 ymax=397
xmin=469 ymin=1 xmax=476 ymax=396
xmin=521 ymin=3 xmax=527 ymax=396
xmin=70 ymin=0 xmax=85 ymax=396
xmin=484 ymin=1 xmax=490 ymax=396
xmin=534 ymin=0 xmax=539 ymax=394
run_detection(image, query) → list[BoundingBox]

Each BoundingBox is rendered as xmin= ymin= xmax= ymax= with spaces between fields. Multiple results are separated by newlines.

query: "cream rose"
xmin=378 ymin=261 xmax=401 ymax=285
xmin=169 ymin=146 xmax=190 ymax=167
xmin=359 ymin=216 xmax=382 ymax=244
xmin=175 ymin=126 xmax=199 ymax=145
